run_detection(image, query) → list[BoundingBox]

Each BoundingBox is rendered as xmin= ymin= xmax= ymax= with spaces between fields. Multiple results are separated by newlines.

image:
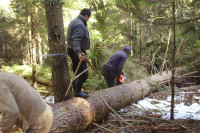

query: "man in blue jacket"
xmin=103 ymin=46 xmax=131 ymax=87
xmin=67 ymin=8 xmax=91 ymax=98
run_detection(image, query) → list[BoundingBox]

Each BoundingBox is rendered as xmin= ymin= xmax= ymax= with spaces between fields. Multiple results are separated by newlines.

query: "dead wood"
xmin=137 ymin=125 xmax=183 ymax=131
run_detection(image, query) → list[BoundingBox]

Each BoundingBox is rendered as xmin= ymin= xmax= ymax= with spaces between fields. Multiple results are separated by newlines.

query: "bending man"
xmin=103 ymin=46 xmax=131 ymax=87
xmin=0 ymin=72 xmax=53 ymax=133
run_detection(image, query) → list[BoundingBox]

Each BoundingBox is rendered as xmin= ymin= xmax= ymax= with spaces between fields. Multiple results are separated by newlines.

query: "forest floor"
xmin=84 ymin=85 xmax=200 ymax=133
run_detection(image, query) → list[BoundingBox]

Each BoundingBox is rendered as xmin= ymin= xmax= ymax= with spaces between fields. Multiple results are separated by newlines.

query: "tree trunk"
xmin=170 ymin=0 xmax=176 ymax=120
xmin=130 ymin=13 xmax=133 ymax=56
xmin=27 ymin=7 xmax=32 ymax=66
xmin=0 ymin=32 xmax=3 ymax=59
xmin=139 ymin=22 xmax=142 ymax=63
xmin=20 ymin=42 xmax=24 ymax=65
xmin=31 ymin=6 xmax=37 ymax=88
xmin=37 ymin=35 xmax=43 ymax=65
xmin=49 ymin=71 xmax=172 ymax=133
xmin=44 ymin=0 xmax=72 ymax=102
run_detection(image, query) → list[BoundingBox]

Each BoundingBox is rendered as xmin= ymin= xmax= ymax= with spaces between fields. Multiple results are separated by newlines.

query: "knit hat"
xmin=80 ymin=8 xmax=91 ymax=17
xmin=123 ymin=46 xmax=131 ymax=53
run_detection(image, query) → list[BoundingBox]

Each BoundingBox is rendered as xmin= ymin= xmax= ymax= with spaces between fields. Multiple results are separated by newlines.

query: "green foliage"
xmin=37 ymin=65 xmax=52 ymax=80
xmin=1 ymin=65 xmax=52 ymax=80
xmin=0 ymin=0 xmax=200 ymax=93
xmin=182 ymin=39 xmax=200 ymax=71
xmin=164 ymin=9 xmax=172 ymax=18
xmin=124 ymin=57 xmax=149 ymax=82
xmin=2 ymin=65 xmax=32 ymax=79
xmin=84 ymin=72 xmax=106 ymax=91
xmin=179 ymin=21 xmax=200 ymax=72
xmin=63 ymin=0 xmax=88 ymax=9
xmin=44 ymin=0 xmax=63 ymax=6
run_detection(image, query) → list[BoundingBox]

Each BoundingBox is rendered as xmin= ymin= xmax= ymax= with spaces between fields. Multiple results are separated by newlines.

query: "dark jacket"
xmin=67 ymin=14 xmax=90 ymax=54
xmin=103 ymin=50 xmax=127 ymax=77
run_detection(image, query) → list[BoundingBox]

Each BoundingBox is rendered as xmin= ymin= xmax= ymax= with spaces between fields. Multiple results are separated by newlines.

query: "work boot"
xmin=75 ymin=91 xmax=89 ymax=98
xmin=84 ymin=91 xmax=89 ymax=94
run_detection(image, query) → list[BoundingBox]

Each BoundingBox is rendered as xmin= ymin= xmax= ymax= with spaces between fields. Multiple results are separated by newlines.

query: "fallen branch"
xmin=100 ymin=96 xmax=132 ymax=127
xmin=137 ymin=125 xmax=183 ymax=131
xmin=110 ymin=113 xmax=124 ymax=127
xmin=179 ymin=124 xmax=195 ymax=133
xmin=93 ymin=123 xmax=115 ymax=133
xmin=109 ymin=119 xmax=150 ymax=124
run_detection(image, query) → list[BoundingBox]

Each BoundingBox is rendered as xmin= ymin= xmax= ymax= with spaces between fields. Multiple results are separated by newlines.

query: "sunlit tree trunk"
xmin=11 ymin=45 xmax=15 ymax=66
xmin=139 ymin=22 xmax=142 ymax=63
xmin=20 ymin=42 xmax=24 ymax=65
xmin=31 ymin=6 xmax=37 ymax=88
xmin=135 ymin=22 xmax=138 ymax=54
xmin=0 ymin=32 xmax=3 ymax=59
xmin=4 ymin=42 xmax=7 ymax=59
xmin=130 ymin=13 xmax=134 ymax=56
xmin=37 ymin=34 xmax=43 ymax=65
xmin=45 ymin=0 xmax=72 ymax=102
xmin=23 ymin=4 xmax=30 ymax=65
xmin=27 ymin=5 xmax=32 ymax=66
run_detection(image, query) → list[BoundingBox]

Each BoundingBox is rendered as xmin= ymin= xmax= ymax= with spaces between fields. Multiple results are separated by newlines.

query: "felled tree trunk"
xmin=49 ymin=71 xmax=172 ymax=133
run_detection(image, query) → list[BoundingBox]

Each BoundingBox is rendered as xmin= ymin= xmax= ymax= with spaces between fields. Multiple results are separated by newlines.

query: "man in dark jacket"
xmin=67 ymin=8 xmax=91 ymax=98
xmin=103 ymin=46 xmax=131 ymax=87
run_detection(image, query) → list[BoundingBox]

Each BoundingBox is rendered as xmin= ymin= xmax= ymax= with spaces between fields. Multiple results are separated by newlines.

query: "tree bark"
xmin=37 ymin=34 xmax=43 ymax=65
xmin=0 ymin=32 xmax=3 ymax=58
xmin=139 ymin=21 xmax=142 ymax=63
xmin=170 ymin=0 xmax=176 ymax=120
xmin=49 ymin=71 xmax=172 ymax=133
xmin=31 ymin=6 xmax=37 ymax=88
xmin=44 ymin=0 xmax=72 ymax=102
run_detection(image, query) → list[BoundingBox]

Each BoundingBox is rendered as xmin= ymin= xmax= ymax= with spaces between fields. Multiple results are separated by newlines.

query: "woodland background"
xmin=0 ymin=0 xmax=199 ymax=102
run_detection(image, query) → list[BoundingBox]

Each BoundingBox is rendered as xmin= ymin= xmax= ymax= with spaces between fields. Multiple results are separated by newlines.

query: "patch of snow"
xmin=42 ymin=96 xmax=55 ymax=104
xmin=132 ymin=94 xmax=200 ymax=120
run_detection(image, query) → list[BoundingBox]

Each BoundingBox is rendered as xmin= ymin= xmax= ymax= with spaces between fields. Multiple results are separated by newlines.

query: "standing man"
xmin=103 ymin=46 xmax=131 ymax=87
xmin=0 ymin=72 xmax=53 ymax=133
xmin=67 ymin=8 xmax=91 ymax=98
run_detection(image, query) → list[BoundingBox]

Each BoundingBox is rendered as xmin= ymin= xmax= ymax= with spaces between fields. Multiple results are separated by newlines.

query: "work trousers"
xmin=67 ymin=48 xmax=88 ymax=93
xmin=13 ymin=104 xmax=53 ymax=133
xmin=26 ymin=104 xmax=53 ymax=133
xmin=102 ymin=67 xmax=116 ymax=87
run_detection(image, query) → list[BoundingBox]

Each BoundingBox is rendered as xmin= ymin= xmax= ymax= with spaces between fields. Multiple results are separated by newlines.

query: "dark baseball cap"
xmin=123 ymin=46 xmax=131 ymax=53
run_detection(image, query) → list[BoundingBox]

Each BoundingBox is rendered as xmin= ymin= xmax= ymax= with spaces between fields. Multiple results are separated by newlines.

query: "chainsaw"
xmin=116 ymin=73 xmax=127 ymax=84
